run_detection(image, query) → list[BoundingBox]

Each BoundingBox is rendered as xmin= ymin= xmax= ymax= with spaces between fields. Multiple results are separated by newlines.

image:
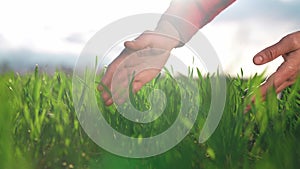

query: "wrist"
xmin=155 ymin=20 xmax=184 ymax=49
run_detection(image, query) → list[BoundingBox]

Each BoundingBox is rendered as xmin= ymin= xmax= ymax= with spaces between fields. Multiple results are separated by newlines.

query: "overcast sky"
xmin=0 ymin=0 xmax=299 ymax=76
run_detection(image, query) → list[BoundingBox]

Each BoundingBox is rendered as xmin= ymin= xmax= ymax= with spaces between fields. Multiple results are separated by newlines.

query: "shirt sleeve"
xmin=157 ymin=0 xmax=236 ymax=46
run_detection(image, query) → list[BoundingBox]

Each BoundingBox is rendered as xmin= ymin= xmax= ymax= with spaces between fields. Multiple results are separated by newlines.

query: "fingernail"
xmin=254 ymin=56 xmax=263 ymax=64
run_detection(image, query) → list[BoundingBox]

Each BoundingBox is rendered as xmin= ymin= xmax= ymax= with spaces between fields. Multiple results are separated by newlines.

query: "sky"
xmin=0 ymin=0 xmax=299 ymax=77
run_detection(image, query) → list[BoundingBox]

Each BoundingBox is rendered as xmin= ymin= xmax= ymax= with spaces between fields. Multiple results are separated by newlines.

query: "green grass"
xmin=0 ymin=66 xmax=300 ymax=169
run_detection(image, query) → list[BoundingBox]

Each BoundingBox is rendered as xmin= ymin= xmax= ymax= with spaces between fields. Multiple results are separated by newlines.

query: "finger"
xmin=132 ymin=81 xmax=144 ymax=94
xmin=253 ymin=36 xmax=298 ymax=65
xmin=274 ymin=69 xmax=298 ymax=93
xmin=111 ymin=81 xmax=130 ymax=104
xmin=113 ymin=97 xmax=127 ymax=106
xmin=99 ymin=67 xmax=112 ymax=91
xmin=244 ymin=88 xmax=270 ymax=114
xmin=105 ymin=98 xmax=113 ymax=106
xmin=244 ymin=70 xmax=295 ymax=113
xmin=99 ymin=67 xmax=114 ymax=92
xmin=111 ymin=89 xmax=128 ymax=105
xmin=261 ymin=63 xmax=296 ymax=96
xmin=124 ymin=31 xmax=153 ymax=50
xmin=100 ymin=77 xmax=112 ymax=99
xmin=100 ymin=68 xmax=128 ymax=103
xmin=99 ymin=49 xmax=131 ymax=92
xmin=259 ymin=81 xmax=274 ymax=101
xmin=275 ymin=80 xmax=295 ymax=94
xmin=258 ymin=74 xmax=282 ymax=102
xmin=134 ymin=69 xmax=160 ymax=84
xmin=102 ymin=91 xmax=111 ymax=103
xmin=98 ymin=77 xmax=112 ymax=102
xmin=124 ymin=40 xmax=149 ymax=51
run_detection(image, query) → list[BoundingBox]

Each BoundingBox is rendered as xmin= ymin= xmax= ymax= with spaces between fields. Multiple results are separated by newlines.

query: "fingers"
xmin=100 ymin=85 xmax=112 ymax=105
xmin=247 ymin=59 xmax=298 ymax=109
xmin=98 ymin=48 xmax=137 ymax=105
xmin=244 ymin=77 xmax=294 ymax=113
xmin=101 ymin=69 xmax=160 ymax=106
xmin=98 ymin=72 xmax=112 ymax=104
xmin=98 ymin=67 xmax=113 ymax=104
xmin=98 ymin=49 xmax=129 ymax=93
xmin=275 ymin=80 xmax=295 ymax=94
xmin=260 ymin=63 xmax=295 ymax=95
xmin=245 ymin=32 xmax=300 ymax=112
xmin=253 ymin=33 xmax=300 ymax=65
xmin=105 ymin=80 xmax=144 ymax=106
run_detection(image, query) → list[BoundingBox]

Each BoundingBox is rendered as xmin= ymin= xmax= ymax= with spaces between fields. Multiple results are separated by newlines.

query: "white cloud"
xmin=201 ymin=17 xmax=298 ymax=77
xmin=0 ymin=0 xmax=171 ymax=54
xmin=0 ymin=0 xmax=299 ymax=77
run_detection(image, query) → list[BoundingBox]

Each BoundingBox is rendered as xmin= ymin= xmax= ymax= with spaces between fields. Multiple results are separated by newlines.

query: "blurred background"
xmin=0 ymin=0 xmax=299 ymax=77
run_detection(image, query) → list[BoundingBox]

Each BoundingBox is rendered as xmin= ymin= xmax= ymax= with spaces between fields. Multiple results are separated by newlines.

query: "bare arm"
xmin=99 ymin=0 xmax=236 ymax=105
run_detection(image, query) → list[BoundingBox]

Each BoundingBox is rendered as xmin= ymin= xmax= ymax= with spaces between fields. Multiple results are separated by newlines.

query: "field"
xmin=0 ymin=66 xmax=300 ymax=169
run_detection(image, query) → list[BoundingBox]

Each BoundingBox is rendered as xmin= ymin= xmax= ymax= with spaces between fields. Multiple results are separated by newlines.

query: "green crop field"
xmin=1 ymin=66 xmax=300 ymax=169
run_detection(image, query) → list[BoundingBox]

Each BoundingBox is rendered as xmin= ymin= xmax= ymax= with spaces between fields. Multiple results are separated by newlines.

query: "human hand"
xmin=98 ymin=30 xmax=180 ymax=106
xmin=253 ymin=31 xmax=300 ymax=97
xmin=245 ymin=31 xmax=300 ymax=112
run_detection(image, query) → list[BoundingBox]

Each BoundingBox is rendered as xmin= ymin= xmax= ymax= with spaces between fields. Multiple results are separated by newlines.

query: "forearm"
xmin=156 ymin=0 xmax=236 ymax=47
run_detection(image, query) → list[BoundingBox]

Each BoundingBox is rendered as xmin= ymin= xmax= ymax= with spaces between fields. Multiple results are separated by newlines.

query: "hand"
xmin=98 ymin=30 xmax=180 ymax=106
xmin=253 ymin=31 xmax=300 ymax=99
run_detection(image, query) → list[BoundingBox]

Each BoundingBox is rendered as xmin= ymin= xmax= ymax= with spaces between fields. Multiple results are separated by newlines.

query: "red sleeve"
xmin=158 ymin=0 xmax=236 ymax=46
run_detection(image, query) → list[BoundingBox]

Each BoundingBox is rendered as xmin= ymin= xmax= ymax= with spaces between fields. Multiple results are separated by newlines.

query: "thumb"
xmin=124 ymin=31 xmax=154 ymax=50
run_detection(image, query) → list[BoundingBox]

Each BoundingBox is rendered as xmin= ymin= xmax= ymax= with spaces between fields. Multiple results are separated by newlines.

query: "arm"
xmin=156 ymin=0 xmax=236 ymax=46
xmin=100 ymin=0 xmax=236 ymax=105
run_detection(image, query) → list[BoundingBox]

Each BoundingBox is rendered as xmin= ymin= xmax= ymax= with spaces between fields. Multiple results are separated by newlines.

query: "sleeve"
xmin=156 ymin=0 xmax=236 ymax=47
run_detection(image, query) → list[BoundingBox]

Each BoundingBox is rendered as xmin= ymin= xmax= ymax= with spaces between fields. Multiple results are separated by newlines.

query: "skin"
xmin=99 ymin=31 xmax=300 ymax=106
xmin=98 ymin=31 xmax=179 ymax=105
xmin=254 ymin=31 xmax=300 ymax=97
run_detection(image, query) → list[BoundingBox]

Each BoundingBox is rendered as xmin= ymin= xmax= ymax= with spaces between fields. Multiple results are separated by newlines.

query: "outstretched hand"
xmin=98 ymin=31 xmax=180 ymax=106
xmin=253 ymin=31 xmax=300 ymax=99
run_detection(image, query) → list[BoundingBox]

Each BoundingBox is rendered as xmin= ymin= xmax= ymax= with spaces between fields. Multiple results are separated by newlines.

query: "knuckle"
xmin=290 ymin=37 xmax=299 ymax=48
xmin=264 ymin=48 xmax=276 ymax=60
xmin=283 ymin=34 xmax=300 ymax=48
xmin=286 ymin=64 xmax=298 ymax=75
